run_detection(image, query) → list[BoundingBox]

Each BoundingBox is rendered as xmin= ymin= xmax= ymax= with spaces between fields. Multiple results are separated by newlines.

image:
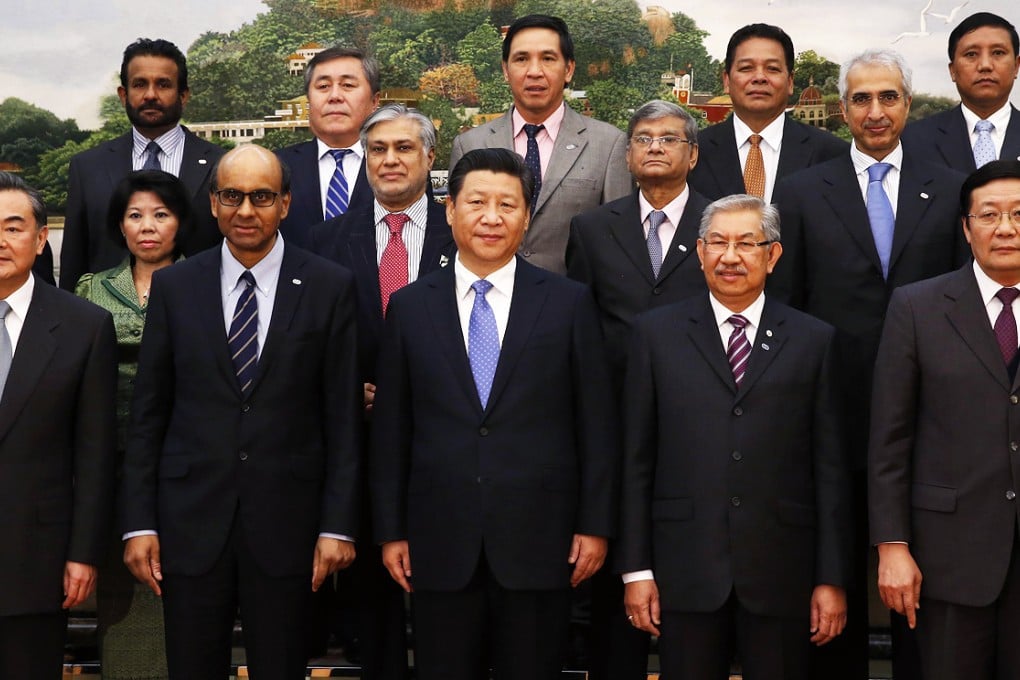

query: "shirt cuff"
xmin=319 ymin=533 xmax=355 ymax=542
xmin=622 ymin=569 xmax=655 ymax=584
xmin=123 ymin=530 xmax=158 ymax=541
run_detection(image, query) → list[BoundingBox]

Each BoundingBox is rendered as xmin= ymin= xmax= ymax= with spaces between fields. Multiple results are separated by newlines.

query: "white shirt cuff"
xmin=622 ymin=569 xmax=655 ymax=584
xmin=123 ymin=530 xmax=158 ymax=541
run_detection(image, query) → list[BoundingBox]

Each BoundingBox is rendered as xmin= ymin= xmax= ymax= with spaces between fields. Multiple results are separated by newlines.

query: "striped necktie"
xmin=727 ymin=314 xmax=751 ymax=386
xmin=325 ymin=149 xmax=351 ymax=219
xmin=228 ymin=271 xmax=258 ymax=395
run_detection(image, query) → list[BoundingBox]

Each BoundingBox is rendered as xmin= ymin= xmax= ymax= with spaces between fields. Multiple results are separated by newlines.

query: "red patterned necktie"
xmin=379 ymin=213 xmax=409 ymax=315
xmin=995 ymin=287 xmax=1020 ymax=365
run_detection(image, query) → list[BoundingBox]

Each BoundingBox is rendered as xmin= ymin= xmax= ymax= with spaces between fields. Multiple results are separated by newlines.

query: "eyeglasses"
xmin=214 ymin=189 xmax=280 ymax=208
xmin=702 ymin=240 xmax=773 ymax=254
xmin=847 ymin=92 xmax=903 ymax=108
xmin=630 ymin=135 xmax=696 ymax=149
xmin=966 ymin=208 xmax=1020 ymax=229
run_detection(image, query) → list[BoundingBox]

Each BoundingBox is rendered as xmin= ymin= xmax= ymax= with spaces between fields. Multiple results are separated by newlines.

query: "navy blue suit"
xmin=902 ymin=104 xmax=1020 ymax=173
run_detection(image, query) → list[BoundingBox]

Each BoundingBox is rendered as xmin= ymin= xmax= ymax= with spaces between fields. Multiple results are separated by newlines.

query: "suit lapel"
xmin=889 ymin=155 xmax=940 ymax=275
xmin=688 ymin=296 xmax=737 ymax=394
xmin=347 ymin=205 xmax=384 ymax=326
xmin=251 ymin=247 xmax=306 ymax=395
xmin=703 ymin=117 xmax=745 ymax=195
xmin=293 ymin=142 xmax=324 ymax=224
xmin=426 ymin=267 xmax=481 ymax=411
xmin=178 ymin=128 xmax=217 ymax=201
xmin=936 ymin=107 xmax=978 ymax=172
xmin=105 ymin=133 xmax=134 ymax=191
xmin=609 ymin=193 xmax=657 ymax=285
xmin=536 ymin=107 xmax=588 ymax=215
xmin=0 ymin=281 xmax=58 ymax=440
xmin=193 ymin=251 xmax=239 ymax=394
xmin=657 ymin=190 xmax=704 ymax=282
xmin=419 ymin=202 xmax=454 ymax=276
xmin=1002 ymin=105 xmax=1020 ymax=163
xmin=943 ymin=266 xmax=1012 ymax=390
xmin=485 ymin=113 xmax=516 ymax=151
xmin=821 ymin=157 xmax=883 ymax=274
xmin=775 ymin=117 xmax=813 ymax=178
xmin=736 ymin=298 xmax=787 ymax=398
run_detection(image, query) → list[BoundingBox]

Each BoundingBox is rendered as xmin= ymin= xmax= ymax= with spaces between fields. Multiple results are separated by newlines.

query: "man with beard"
xmin=59 ymin=38 xmax=223 ymax=291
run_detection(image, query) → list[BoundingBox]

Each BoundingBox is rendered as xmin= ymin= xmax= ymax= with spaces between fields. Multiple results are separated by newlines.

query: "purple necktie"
xmin=727 ymin=314 xmax=751 ymax=386
xmin=994 ymin=287 xmax=1020 ymax=365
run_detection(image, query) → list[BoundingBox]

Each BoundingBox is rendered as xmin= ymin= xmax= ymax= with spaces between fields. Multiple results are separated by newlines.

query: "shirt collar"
xmin=708 ymin=290 xmax=766 ymax=329
xmin=511 ymin=103 xmax=566 ymax=143
xmin=455 ymin=253 xmax=517 ymax=302
xmin=973 ymin=259 xmax=1019 ymax=307
xmin=373 ymin=193 xmax=429 ymax=232
xmin=221 ymin=232 xmax=285 ymax=297
xmin=733 ymin=113 xmax=785 ymax=152
xmin=2 ymin=272 xmax=36 ymax=323
xmin=317 ymin=138 xmax=364 ymax=162
xmin=132 ymin=124 xmax=185 ymax=159
xmin=638 ymin=185 xmax=690 ymax=227
xmin=850 ymin=141 xmax=904 ymax=177
xmin=960 ymin=102 xmax=1012 ymax=134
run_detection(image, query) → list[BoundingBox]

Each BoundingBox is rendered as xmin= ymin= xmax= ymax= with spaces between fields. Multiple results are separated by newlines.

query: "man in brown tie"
xmin=687 ymin=23 xmax=847 ymax=203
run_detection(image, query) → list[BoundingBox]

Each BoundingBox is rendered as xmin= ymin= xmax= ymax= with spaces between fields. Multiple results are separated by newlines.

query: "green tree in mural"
xmin=793 ymin=50 xmax=840 ymax=100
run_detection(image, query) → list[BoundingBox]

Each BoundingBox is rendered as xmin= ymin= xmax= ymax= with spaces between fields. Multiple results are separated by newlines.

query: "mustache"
xmin=863 ymin=119 xmax=891 ymax=130
xmin=715 ymin=267 xmax=747 ymax=276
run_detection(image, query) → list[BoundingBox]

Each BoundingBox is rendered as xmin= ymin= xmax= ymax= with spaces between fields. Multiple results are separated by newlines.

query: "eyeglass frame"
xmin=845 ymin=91 xmax=904 ymax=108
xmin=965 ymin=208 xmax=1020 ymax=229
xmin=213 ymin=189 xmax=281 ymax=208
xmin=700 ymin=239 xmax=774 ymax=254
xmin=630 ymin=135 xmax=697 ymax=149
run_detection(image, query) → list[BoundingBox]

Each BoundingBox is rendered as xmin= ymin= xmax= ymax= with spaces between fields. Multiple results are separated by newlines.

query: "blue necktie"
xmin=0 ymin=301 xmax=12 ymax=400
xmin=228 ymin=271 xmax=258 ymax=395
xmin=866 ymin=163 xmax=895 ymax=279
xmin=523 ymin=124 xmax=544 ymax=214
xmin=468 ymin=280 xmax=500 ymax=408
xmin=974 ymin=119 xmax=996 ymax=168
xmin=142 ymin=141 xmax=162 ymax=171
xmin=325 ymin=149 xmax=351 ymax=219
xmin=647 ymin=210 xmax=666 ymax=279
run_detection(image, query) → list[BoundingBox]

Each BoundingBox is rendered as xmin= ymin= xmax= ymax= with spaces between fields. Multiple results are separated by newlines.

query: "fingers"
xmin=567 ymin=535 xmax=581 ymax=565
xmin=623 ymin=582 xmax=660 ymax=636
xmin=311 ymin=539 xmax=357 ymax=591
xmin=62 ymin=563 xmax=97 ymax=609
xmin=363 ymin=383 xmax=376 ymax=411
xmin=381 ymin=542 xmax=413 ymax=593
xmin=123 ymin=538 xmax=162 ymax=596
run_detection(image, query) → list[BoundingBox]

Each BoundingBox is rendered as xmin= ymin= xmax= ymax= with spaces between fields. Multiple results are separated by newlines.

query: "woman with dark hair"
xmin=75 ymin=169 xmax=193 ymax=679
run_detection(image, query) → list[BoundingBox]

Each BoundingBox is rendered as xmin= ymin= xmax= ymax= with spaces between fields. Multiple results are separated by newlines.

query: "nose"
xmin=382 ymin=147 xmax=399 ymax=165
xmin=719 ymin=242 xmax=742 ymax=263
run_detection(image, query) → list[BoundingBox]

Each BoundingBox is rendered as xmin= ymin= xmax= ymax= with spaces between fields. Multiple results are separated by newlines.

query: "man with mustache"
xmin=903 ymin=12 xmax=1020 ymax=172
xmin=60 ymin=39 xmax=224 ymax=291
xmin=769 ymin=48 xmax=969 ymax=679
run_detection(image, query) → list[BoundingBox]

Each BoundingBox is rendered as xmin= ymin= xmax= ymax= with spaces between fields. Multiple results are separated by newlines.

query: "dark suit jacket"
xmin=869 ymin=265 xmax=1020 ymax=606
xmin=276 ymin=140 xmax=373 ymax=249
xmin=617 ymin=295 xmax=851 ymax=617
xmin=567 ymin=188 xmax=710 ymax=384
xmin=687 ymin=115 xmax=849 ymax=201
xmin=769 ymin=152 xmax=970 ymax=465
xmin=120 ymin=244 xmax=362 ymax=578
xmin=308 ymin=198 xmax=454 ymax=381
xmin=370 ymin=258 xmax=619 ymax=592
xmin=901 ymin=104 xmax=1020 ymax=173
xmin=449 ymin=106 xmax=632 ymax=274
xmin=0 ymin=278 xmax=116 ymax=616
xmin=60 ymin=127 xmax=224 ymax=291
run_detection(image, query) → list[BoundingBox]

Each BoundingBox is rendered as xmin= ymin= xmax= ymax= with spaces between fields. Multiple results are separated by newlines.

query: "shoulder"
xmin=905 ymin=107 xmax=959 ymax=133
xmin=771 ymin=300 xmax=835 ymax=338
xmin=277 ymin=140 xmax=315 ymax=160
xmin=573 ymin=192 xmax=633 ymax=226
xmin=902 ymin=153 xmax=967 ymax=187
xmin=182 ymin=128 xmax=225 ymax=156
xmin=637 ymin=295 xmax=702 ymax=331
xmin=456 ymin=120 xmax=499 ymax=145
xmin=695 ymin=118 xmax=731 ymax=142
xmin=778 ymin=154 xmax=846 ymax=191
xmin=36 ymin=280 xmax=112 ymax=324
xmin=286 ymin=242 xmax=356 ymax=285
xmin=576 ymin=113 xmax=627 ymax=142
xmin=70 ymin=133 xmax=129 ymax=166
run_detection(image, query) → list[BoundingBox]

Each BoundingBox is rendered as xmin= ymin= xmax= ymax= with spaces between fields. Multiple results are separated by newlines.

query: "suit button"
xmin=1012 ymin=395 xmax=1019 ymax=404
xmin=731 ymin=451 xmax=742 ymax=461
xmin=239 ymin=451 xmax=248 ymax=461
xmin=479 ymin=427 xmax=489 ymax=436
xmin=1012 ymin=442 xmax=1019 ymax=452
xmin=733 ymin=406 xmax=743 ymax=416
xmin=242 ymin=404 xmax=251 ymax=413
xmin=1008 ymin=490 xmax=1017 ymax=501
xmin=731 ymin=496 xmax=741 ymax=507
xmin=652 ymin=287 xmax=662 ymax=295
xmin=522 ymin=250 xmax=533 ymax=257
xmin=132 ymin=328 xmax=141 ymax=337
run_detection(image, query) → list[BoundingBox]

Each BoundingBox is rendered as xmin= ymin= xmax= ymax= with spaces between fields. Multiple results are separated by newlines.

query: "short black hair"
xmin=960 ymin=159 xmax=1020 ymax=216
xmin=448 ymin=148 xmax=535 ymax=211
xmin=948 ymin=12 xmax=1019 ymax=60
xmin=120 ymin=38 xmax=189 ymax=91
xmin=0 ymin=171 xmax=46 ymax=229
xmin=725 ymin=23 xmax=795 ymax=74
xmin=502 ymin=14 xmax=574 ymax=64
xmin=107 ymin=171 xmax=194 ymax=256
xmin=304 ymin=46 xmax=381 ymax=95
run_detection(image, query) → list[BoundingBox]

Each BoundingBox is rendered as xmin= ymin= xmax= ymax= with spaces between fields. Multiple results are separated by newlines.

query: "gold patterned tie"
xmin=743 ymin=134 xmax=765 ymax=199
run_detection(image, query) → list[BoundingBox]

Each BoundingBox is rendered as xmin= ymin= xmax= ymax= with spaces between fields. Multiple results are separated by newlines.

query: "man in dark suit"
xmin=60 ymin=38 xmax=223 ymax=290
xmin=770 ymin=48 xmax=971 ymax=679
xmin=620 ymin=193 xmax=851 ymax=680
xmin=449 ymin=15 xmax=631 ymax=275
xmin=0 ymin=172 xmax=117 ymax=677
xmin=121 ymin=146 xmax=362 ymax=680
xmin=687 ymin=23 xmax=847 ymax=204
xmin=309 ymin=103 xmax=454 ymax=680
xmin=278 ymin=47 xmax=380 ymax=247
xmin=902 ymin=12 xmax=1020 ymax=172
xmin=870 ymin=160 xmax=1020 ymax=680
xmin=370 ymin=148 xmax=619 ymax=680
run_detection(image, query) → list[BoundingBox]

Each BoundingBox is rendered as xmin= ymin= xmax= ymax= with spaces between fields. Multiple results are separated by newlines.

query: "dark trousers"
xmin=916 ymin=538 xmax=1020 ymax=680
xmin=161 ymin=515 xmax=311 ymax=680
xmin=0 ymin=611 xmax=65 ymax=679
xmin=412 ymin=555 xmax=572 ymax=680
xmin=587 ymin=567 xmax=650 ymax=680
xmin=659 ymin=591 xmax=810 ymax=680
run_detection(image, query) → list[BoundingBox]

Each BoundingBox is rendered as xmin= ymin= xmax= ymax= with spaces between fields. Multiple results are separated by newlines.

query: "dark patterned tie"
xmin=379 ymin=212 xmax=409 ymax=315
xmin=995 ymin=287 xmax=1020 ymax=365
xmin=647 ymin=210 xmax=666 ymax=279
xmin=523 ymin=124 xmax=544 ymax=214
xmin=142 ymin=141 xmax=162 ymax=171
xmin=325 ymin=149 xmax=351 ymax=219
xmin=0 ymin=301 xmax=12 ymax=400
xmin=228 ymin=271 xmax=258 ymax=395
xmin=727 ymin=314 xmax=751 ymax=386
xmin=468 ymin=280 xmax=499 ymax=408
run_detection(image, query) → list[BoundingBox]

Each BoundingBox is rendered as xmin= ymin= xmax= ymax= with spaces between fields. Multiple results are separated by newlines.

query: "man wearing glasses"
xmin=619 ymin=193 xmax=852 ymax=680
xmin=770 ymin=48 xmax=969 ymax=679
xmin=870 ymin=160 xmax=1020 ymax=680
xmin=121 ymin=145 xmax=362 ymax=680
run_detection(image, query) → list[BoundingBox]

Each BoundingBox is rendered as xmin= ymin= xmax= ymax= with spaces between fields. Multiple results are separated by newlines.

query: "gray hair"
xmin=626 ymin=100 xmax=699 ymax=145
xmin=699 ymin=194 xmax=781 ymax=242
xmin=0 ymin=171 xmax=46 ymax=230
xmin=304 ymin=47 xmax=381 ymax=95
xmin=838 ymin=48 xmax=913 ymax=101
xmin=360 ymin=103 xmax=436 ymax=153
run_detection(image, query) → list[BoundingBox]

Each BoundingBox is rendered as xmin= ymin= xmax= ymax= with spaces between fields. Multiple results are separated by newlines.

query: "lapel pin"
xmin=765 ymin=329 xmax=773 ymax=337
xmin=920 ymin=192 xmax=929 ymax=199
xmin=292 ymin=278 xmax=302 ymax=285
xmin=566 ymin=144 xmax=577 ymax=150
xmin=678 ymin=244 xmax=687 ymax=252
xmin=761 ymin=343 xmax=770 ymax=351
xmin=440 ymin=254 xmax=449 ymax=267
xmin=199 ymin=159 xmax=207 ymax=164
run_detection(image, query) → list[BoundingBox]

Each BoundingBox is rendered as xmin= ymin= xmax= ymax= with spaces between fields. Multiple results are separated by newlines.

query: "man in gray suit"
xmin=870 ymin=159 xmax=1020 ymax=680
xmin=448 ymin=14 xmax=631 ymax=274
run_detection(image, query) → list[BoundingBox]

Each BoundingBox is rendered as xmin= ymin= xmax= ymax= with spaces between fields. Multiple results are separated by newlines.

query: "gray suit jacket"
xmin=449 ymin=105 xmax=631 ymax=274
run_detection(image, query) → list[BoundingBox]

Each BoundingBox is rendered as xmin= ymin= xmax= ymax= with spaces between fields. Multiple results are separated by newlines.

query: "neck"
xmin=964 ymin=99 xmax=1008 ymax=121
xmin=736 ymin=110 xmax=783 ymax=134
xmin=640 ymin=184 xmax=684 ymax=210
xmin=135 ymin=124 xmax=175 ymax=141
xmin=515 ymin=101 xmax=561 ymax=126
xmin=378 ymin=192 xmax=424 ymax=214
xmin=318 ymin=133 xmax=358 ymax=149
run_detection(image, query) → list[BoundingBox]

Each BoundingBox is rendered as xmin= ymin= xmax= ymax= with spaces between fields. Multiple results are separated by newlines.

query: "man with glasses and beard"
xmin=60 ymin=38 xmax=224 ymax=291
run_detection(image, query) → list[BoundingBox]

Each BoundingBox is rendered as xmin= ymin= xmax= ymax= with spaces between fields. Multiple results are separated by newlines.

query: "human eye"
xmin=126 ymin=210 xmax=142 ymax=220
xmin=222 ymin=189 xmax=243 ymax=204
xmin=850 ymin=93 xmax=871 ymax=107
xmin=252 ymin=191 xmax=275 ymax=205
xmin=154 ymin=210 xmax=171 ymax=220
xmin=661 ymin=136 xmax=682 ymax=147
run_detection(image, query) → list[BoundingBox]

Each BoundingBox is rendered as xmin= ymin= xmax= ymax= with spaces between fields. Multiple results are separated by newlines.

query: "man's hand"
xmin=568 ymin=534 xmax=607 ymax=587
xmin=62 ymin=561 xmax=97 ymax=609
xmin=809 ymin=584 xmax=847 ymax=645
xmin=381 ymin=540 xmax=413 ymax=592
xmin=363 ymin=382 xmax=376 ymax=413
xmin=124 ymin=535 xmax=163 ymax=596
xmin=312 ymin=537 xmax=356 ymax=592
xmin=877 ymin=543 xmax=922 ymax=628
xmin=624 ymin=579 xmax=661 ymax=636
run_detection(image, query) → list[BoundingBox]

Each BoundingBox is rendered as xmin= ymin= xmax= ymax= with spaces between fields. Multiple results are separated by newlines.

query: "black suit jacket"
xmin=901 ymin=104 xmax=1020 ymax=173
xmin=276 ymin=141 xmax=373 ymax=249
xmin=567 ymin=188 xmax=710 ymax=384
xmin=121 ymin=243 xmax=362 ymax=578
xmin=618 ymin=295 xmax=851 ymax=617
xmin=370 ymin=259 xmax=619 ymax=592
xmin=308 ymin=198 xmax=454 ymax=381
xmin=60 ymin=128 xmax=224 ymax=290
xmin=770 ymin=152 xmax=969 ymax=465
xmin=687 ymin=115 xmax=849 ymax=201
xmin=870 ymin=265 xmax=1020 ymax=606
xmin=0 ymin=279 xmax=116 ymax=615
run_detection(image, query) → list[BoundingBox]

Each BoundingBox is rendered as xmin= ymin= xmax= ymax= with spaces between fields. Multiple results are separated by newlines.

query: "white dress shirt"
xmin=733 ymin=114 xmax=785 ymax=203
xmin=850 ymin=141 xmax=903 ymax=216
xmin=131 ymin=125 xmax=186 ymax=177
xmin=316 ymin=138 xmax=364 ymax=216
xmin=638 ymin=185 xmax=690 ymax=255
xmin=454 ymin=254 xmax=516 ymax=349
xmin=962 ymin=102 xmax=1012 ymax=161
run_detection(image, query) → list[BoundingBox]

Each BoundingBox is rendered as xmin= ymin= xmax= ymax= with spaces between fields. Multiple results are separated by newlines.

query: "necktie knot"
xmin=143 ymin=140 xmax=162 ymax=171
xmin=976 ymin=120 xmax=995 ymax=134
xmin=523 ymin=124 xmax=544 ymax=140
xmin=748 ymin=133 xmax=762 ymax=148
xmin=145 ymin=140 xmax=162 ymax=155
xmin=0 ymin=300 xmax=10 ymax=320
xmin=868 ymin=162 xmax=892 ymax=183
xmin=997 ymin=287 xmax=1019 ymax=306
xmin=239 ymin=270 xmax=256 ymax=289
xmin=648 ymin=210 xmax=666 ymax=232
xmin=471 ymin=279 xmax=494 ymax=297
xmin=384 ymin=212 xmax=408 ymax=236
xmin=728 ymin=314 xmax=749 ymax=330
xmin=329 ymin=148 xmax=350 ymax=165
